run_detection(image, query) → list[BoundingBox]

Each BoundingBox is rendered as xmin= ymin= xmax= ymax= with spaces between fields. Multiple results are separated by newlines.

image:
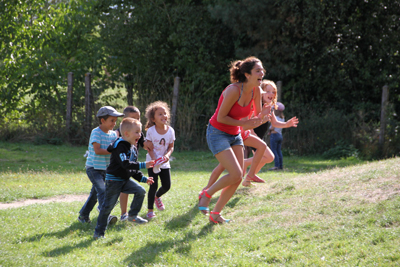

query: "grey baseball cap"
xmin=96 ymin=106 xmax=124 ymax=117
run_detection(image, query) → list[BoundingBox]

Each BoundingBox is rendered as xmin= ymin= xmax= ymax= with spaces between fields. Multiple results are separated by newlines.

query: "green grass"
xmin=1 ymin=142 xmax=399 ymax=266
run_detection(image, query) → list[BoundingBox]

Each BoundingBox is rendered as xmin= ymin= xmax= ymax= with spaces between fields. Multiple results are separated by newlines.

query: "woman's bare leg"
xmin=199 ymin=145 xmax=243 ymax=213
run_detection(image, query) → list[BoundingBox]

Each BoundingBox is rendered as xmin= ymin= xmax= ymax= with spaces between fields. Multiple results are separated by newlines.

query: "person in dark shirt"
xmin=93 ymin=118 xmax=154 ymax=239
xmin=115 ymin=106 xmax=153 ymax=222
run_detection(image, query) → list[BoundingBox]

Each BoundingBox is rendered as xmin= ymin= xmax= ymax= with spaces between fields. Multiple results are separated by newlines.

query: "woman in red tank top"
xmin=199 ymin=56 xmax=269 ymax=224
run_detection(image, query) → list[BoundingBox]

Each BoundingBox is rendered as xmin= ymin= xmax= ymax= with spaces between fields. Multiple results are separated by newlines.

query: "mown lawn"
xmin=1 ymin=142 xmax=399 ymax=266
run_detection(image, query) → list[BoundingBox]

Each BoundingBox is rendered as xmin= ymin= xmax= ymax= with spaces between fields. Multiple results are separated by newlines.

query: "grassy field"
xmin=0 ymin=141 xmax=399 ymax=266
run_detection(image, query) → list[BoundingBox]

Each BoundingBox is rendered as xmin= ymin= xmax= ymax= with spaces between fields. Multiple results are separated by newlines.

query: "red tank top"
xmin=209 ymin=84 xmax=254 ymax=135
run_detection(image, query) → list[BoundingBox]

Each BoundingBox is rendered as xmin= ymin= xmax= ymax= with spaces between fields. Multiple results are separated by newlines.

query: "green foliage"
xmin=0 ymin=0 xmax=111 ymax=143
xmin=322 ymin=140 xmax=359 ymax=159
xmin=98 ymin=0 xmax=236 ymax=148
xmin=1 ymin=0 xmax=399 ymax=157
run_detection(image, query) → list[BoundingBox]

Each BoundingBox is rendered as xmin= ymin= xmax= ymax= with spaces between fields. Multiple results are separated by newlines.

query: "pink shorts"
xmin=241 ymin=129 xmax=251 ymax=141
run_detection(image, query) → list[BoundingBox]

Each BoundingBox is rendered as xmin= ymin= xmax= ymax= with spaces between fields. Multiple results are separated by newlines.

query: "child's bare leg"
xmin=254 ymin=146 xmax=274 ymax=173
xmin=120 ymin=193 xmax=129 ymax=215
xmin=243 ymin=135 xmax=266 ymax=178
xmin=203 ymin=163 xmax=225 ymax=191
xmin=243 ymin=157 xmax=252 ymax=175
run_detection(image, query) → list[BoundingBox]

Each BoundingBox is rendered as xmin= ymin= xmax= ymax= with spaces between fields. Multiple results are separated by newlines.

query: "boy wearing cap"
xmin=78 ymin=106 xmax=123 ymax=225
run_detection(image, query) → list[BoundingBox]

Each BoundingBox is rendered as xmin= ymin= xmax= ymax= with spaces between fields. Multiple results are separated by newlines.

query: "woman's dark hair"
xmin=229 ymin=56 xmax=262 ymax=83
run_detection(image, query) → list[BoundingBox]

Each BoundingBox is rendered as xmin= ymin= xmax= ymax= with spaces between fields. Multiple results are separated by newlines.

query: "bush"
xmin=322 ymin=140 xmax=359 ymax=159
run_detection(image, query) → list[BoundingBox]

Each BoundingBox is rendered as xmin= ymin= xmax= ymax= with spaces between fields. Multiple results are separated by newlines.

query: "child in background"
xmin=144 ymin=101 xmax=176 ymax=220
xmin=93 ymin=118 xmax=154 ymax=239
xmin=78 ymin=106 xmax=123 ymax=225
xmin=269 ymin=102 xmax=285 ymax=170
xmin=115 ymin=106 xmax=153 ymax=222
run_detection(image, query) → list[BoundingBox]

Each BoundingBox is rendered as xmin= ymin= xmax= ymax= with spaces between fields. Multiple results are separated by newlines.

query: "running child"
xmin=144 ymin=101 xmax=176 ymax=220
xmin=115 ymin=106 xmax=153 ymax=222
xmin=78 ymin=106 xmax=123 ymax=225
xmin=242 ymin=80 xmax=298 ymax=185
xmin=93 ymin=118 xmax=155 ymax=239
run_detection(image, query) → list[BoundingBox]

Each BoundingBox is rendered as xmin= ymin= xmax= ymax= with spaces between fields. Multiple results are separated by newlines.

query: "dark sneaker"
xmin=120 ymin=213 xmax=129 ymax=222
xmin=107 ymin=215 xmax=118 ymax=226
xmin=128 ymin=215 xmax=148 ymax=224
xmin=78 ymin=215 xmax=91 ymax=223
xmin=93 ymin=232 xmax=104 ymax=240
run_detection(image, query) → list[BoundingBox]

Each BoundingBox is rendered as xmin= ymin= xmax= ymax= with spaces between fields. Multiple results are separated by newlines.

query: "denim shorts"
xmin=206 ymin=124 xmax=244 ymax=155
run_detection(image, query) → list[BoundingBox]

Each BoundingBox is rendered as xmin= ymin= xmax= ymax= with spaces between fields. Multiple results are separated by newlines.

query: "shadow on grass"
xmin=43 ymin=236 xmax=124 ymax=257
xmin=19 ymin=218 xmax=129 ymax=257
xmin=165 ymin=192 xmax=241 ymax=231
xmin=124 ymin=224 xmax=216 ymax=266
xmin=164 ymin=197 xmax=217 ymax=230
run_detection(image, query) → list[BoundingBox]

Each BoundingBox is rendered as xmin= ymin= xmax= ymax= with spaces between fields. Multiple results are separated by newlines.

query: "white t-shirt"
xmin=145 ymin=125 xmax=176 ymax=169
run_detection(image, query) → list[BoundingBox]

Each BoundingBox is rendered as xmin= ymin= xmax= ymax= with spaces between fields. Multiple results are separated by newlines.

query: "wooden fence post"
xmin=276 ymin=81 xmax=282 ymax=102
xmin=379 ymin=85 xmax=389 ymax=155
xmin=85 ymin=73 xmax=92 ymax=137
xmin=66 ymin=72 xmax=73 ymax=140
xmin=171 ymin=77 xmax=180 ymax=129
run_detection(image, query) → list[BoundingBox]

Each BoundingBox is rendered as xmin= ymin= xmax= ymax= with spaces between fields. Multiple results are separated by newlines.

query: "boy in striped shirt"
xmin=78 ymin=106 xmax=123 ymax=225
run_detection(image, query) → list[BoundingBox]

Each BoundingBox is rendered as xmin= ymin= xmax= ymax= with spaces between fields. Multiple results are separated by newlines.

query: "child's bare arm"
xmin=148 ymin=150 xmax=157 ymax=160
xmin=162 ymin=142 xmax=174 ymax=163
xmin=270 ymin=113 xmax=299 ymax=128
xmin=92 ymin=142 xmax=110 ymax=155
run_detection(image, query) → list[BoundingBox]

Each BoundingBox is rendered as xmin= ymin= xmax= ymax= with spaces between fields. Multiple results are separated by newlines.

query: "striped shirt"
xmin=86 ymin=127 xmax=117 ymax=170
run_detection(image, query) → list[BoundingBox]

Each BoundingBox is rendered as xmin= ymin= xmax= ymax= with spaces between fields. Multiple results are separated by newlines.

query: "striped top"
xmin=86 ymin=127 xmax=117 ymax=170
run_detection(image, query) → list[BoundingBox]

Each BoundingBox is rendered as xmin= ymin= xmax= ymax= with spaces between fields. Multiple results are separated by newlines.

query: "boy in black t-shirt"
xmin=93 ymin=118 xmax=154 ymax=239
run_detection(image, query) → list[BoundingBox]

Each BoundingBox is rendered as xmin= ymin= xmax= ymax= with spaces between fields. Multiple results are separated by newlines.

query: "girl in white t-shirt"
xmin=144 ymin=101 xmax=176 ymax=220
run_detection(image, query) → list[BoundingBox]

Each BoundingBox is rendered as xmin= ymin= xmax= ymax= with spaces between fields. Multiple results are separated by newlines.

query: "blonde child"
xmin=242 ymin=80 xmax=298 ymax=185
xmin=116 ymin=106 xmax=153 ymax=222
xmin=144 ymin=101 xmax=175 ymax=220
xmin=93 ymin=118 xmax=155 ymax=239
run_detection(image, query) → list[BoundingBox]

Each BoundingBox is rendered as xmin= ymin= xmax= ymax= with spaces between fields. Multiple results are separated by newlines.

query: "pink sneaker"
xmin=247 ymin=174 xmax=265 ymax=183
xmin=155 ymin=197 xmax=165 ymax=211
xmin=146 ymin=211 xmax=156 ymax=220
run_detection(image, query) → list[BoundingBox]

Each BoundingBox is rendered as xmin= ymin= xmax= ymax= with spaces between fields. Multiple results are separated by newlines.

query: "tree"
xmin=98 ymin=0 xmax=236 ymax=148
xmin=0 ymin=0 xmax=107 ymax=141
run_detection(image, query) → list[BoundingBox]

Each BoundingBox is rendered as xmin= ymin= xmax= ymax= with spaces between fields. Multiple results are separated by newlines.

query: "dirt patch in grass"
xmin=0 ymin=194 xmax=88 ymax=209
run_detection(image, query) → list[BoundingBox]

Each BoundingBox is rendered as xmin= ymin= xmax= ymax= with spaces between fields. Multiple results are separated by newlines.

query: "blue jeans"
xmin=79 ymin=167 xmax=106 ymax=218
xmin=94 ymin=178 xmax=146 ymax=236
xmin=206 ymin=124 xmax=243 ymax=155
xmin=270 ymin=133 xmax=283 ymax=169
